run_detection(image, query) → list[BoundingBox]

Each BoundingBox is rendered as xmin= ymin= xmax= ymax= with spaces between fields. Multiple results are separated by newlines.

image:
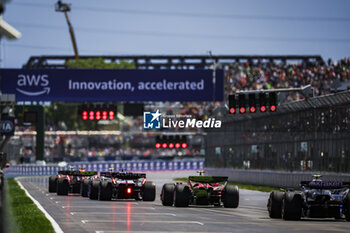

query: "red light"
xmin=109 ymin=111 xmax=115 ymax=120
xmin=162 ymin=143 xmax=167 ymax=149
xmin=155 ymin=143 xmax=161 ymax=149
xmin=82 ymin=111 xmax=88 ymax=120
xmin=66 ymin=175 xmax=71 ymax=182
xmin=175 ymin=143 xmax=181 ymax=149
xmin=89 ymin=111 xmax=94 ymax=120
xmin=181 ymin=143 xmax=188 ymax=149
xmin=168 ymin=143 xmax=174 ymax=149
xmin=102 ymin=111 xmax=108 ymax=120
xmin=239 ymin=107 xmax=246 ymax=114
xmin=95 ymin=111 xmax=101 ymax=120
xmin=250 ymin=106 xmax=256 ymax=113
xmin=142 ymin=178 xmax=146 ymax=185
xmin=229 ymin=107 xmax=236 ymax=114
xmin=127 ymin=187 xmax=132 ymax=194
xmin=112 ymin=178 xmax=116 ymax=185
xmin=260 ymin=106 xmax=266 ymax=112
xmin=270 ymin=105 xmax=277 ymax=112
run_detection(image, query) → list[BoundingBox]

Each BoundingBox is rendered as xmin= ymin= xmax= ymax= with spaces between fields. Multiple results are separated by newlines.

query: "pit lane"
xmin=18 ymin=171 xmax=350 ymax=233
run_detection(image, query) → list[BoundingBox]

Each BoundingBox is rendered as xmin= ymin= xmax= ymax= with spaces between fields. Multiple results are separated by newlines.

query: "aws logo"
xmin=16 ymin=74 xmax=51 ymax=96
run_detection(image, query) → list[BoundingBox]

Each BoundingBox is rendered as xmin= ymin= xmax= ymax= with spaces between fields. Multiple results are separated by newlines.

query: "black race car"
xmin=161 ymin=175 xmax=239 ymax=207
xmin=88 ymin=171 xmax=156 ymax=201
xmin=48 ymin=169 xmax=97 ymax=196
xmin=268 ymin=175 xmax=350 ymax=220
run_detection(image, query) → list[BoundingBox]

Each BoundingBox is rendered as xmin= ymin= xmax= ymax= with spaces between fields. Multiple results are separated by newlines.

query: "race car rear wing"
xmin=189 ymin=176 xmax=228 ymax=183
xmin=300 ymin=181 xmax=350 ymax=189
xmin=100 ymin=172 xmax=146 ymax=180
xmin=58 ymin=170 xmax=98 ymax=176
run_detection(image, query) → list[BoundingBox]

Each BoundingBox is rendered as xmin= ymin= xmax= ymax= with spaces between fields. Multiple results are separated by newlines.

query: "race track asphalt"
xmin=17 ymin=171 xmax=350 ymax=233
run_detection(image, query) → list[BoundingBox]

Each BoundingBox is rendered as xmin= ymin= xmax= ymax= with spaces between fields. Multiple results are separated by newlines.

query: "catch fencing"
xmin=205 ymin=91 xmax=350 ymax=173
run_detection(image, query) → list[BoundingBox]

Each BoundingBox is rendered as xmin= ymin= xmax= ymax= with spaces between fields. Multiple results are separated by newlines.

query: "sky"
xmin=1 ymin=0 xmax=350 ymax=68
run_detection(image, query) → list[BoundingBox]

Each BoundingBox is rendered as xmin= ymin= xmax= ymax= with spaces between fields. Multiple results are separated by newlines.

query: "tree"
xmin=65 ymin=58 xmax=136 ymax=69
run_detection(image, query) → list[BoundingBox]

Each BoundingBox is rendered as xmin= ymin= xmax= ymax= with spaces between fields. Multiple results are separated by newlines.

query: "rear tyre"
xmin=89 ymin=180 xmax=99 ymax=200
xmin=268 ymin=191 xmax=284 ymax=218
xmin=161 ymin=183 xmax=175 ymax=206
xmin=48 ymin=175 xmax=57 ymax=193
xmin=142 ymin=181 xmax=156 ymax=201
xmin=99 ymin=180 xmax=112 ymax=201
xmin=344 ymin=193 xmax=350 ymax=221
xmin=57 ymin=178 xmax=69 ymax=195
xmin=81 ymin=179 xmax=89 ymax=197
xmin=223 ymin=185 xmax=239 ymax=208
xmin=281 ymin=192 xmax=302 ymax=220
xmin=174 ymin=184 xmax=190 ymax=207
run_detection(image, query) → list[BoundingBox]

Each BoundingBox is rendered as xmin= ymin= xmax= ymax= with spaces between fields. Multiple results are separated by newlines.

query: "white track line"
xmin=71 ymin=212 xmax=176 ymax=216
xmin=82 ymin=220 xmax=203 ymax=225
xmin=16 ymin=178 xmax=64 ymax=233
xmin=62 ymin=206 xmax=155 ymax=209
xmin=55 ymin=200 xmax=139 ymax=205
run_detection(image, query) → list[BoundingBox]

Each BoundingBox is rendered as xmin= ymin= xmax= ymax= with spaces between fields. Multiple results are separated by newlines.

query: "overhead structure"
xmin=23 ymin=55 xmax=323 ymax=69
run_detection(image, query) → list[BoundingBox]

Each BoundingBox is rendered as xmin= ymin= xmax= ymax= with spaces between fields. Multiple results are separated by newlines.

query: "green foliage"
xmin=65 ymin=58 xmax=136 ymax=69
xmin=7 ymin=178 xmax=55 ymax=233
xmin=173 ymin=177 xmax=276 ymax=193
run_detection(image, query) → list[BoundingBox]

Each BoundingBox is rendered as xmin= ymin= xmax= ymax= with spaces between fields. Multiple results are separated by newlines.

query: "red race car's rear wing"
xmin=58 ymin=170 xmax=97 ymax=176
xmin=189 ymin=176 xmax=228 ymax=183
xmin=100 ymin=172 xmax=146 ymax=180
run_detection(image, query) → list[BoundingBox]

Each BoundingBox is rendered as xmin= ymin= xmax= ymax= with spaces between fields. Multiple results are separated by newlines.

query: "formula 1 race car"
xmin=48 ymin=168 xmax=97 ymax=196
xmin=161 ymin=174 xmax=239 ymax=207
xmin=267 ymin=175 xmax=350 ymax=220
xmin=88 ymin=171 xmax=156 ymax=201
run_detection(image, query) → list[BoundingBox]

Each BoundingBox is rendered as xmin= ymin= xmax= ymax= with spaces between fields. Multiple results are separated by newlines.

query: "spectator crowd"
xmin=225 ymin=57 xmax=350 ymax=101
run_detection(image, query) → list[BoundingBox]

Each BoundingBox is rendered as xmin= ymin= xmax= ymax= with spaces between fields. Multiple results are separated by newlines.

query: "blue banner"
xmin=3 ymin=159 xmax=205 ymax=177
xmin=0 ymin=69 xmax=223 ymax=101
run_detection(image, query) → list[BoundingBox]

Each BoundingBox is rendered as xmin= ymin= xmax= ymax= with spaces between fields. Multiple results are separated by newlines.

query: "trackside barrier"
xmin=3 ymin=160 xmax=204 ymax=177
xmin=206 ymin=168 xmax=350 ymax=188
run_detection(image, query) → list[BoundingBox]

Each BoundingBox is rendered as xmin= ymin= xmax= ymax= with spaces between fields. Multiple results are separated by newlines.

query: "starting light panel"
xmin=228 ymin=95 xmax=236 ymax=114
xmin=79 ymin=105 xmax=117 ymax=121
xmin=269 ymin=92 xmax=277 ymax=112
xmin=228 ymin=92 xmax=278 ymax=115
xmin=238 ymin=94 xmax=246 ymax=114
xmin=248 ymin=94 xmax=256 ymax=113
xmin=155 ymin=135 xmax=188 ymax=149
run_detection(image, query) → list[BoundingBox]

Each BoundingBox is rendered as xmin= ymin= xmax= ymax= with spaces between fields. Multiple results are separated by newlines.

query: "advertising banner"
xmin=0 ymin=69 xmax=223 ymax=101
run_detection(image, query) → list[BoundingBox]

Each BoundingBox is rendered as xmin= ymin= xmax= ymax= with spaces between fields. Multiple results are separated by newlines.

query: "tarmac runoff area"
xmin=17 ymin=171 xmax=350 ymax=233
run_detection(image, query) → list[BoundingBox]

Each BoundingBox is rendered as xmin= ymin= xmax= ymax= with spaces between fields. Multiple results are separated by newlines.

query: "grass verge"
xmin=173 ymin=177 xmax=276 ymax=193
xmin=7 ymin=178 xmax=55 ymax=233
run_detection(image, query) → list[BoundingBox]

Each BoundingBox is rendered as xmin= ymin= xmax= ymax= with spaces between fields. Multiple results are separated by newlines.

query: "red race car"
xmin=161 ymin=172 xmax=239 ymax=208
